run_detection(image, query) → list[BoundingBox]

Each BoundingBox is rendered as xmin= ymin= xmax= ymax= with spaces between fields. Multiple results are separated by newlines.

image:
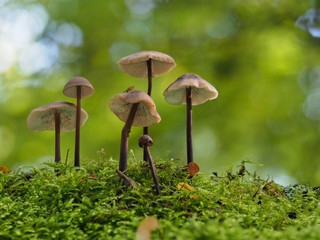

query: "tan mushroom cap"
xmin=118 ymin=51 xmax=176 ymax=78
xmin=27 ymin=101 xmax=88 ymax=132
xmin=63 ymin=77 xmax=94 ymax=99
xmin=109 ymin=91 xmax=161 ymax=127
xmin=163 ymin=73 xmax=218 ymax=105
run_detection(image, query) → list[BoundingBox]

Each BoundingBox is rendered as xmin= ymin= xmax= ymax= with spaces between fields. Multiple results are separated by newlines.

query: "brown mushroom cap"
xmin=117 ymin=51 xmax=176 ymax=78
xmin=63 ymin=77 xmax=94 ymax=99
xmin=27 ymin=101 xmax=88 ymax=132
xmin=109 ymin=91 xmax=161 ymax=127
xmin=163 ymin=73 xmax=218 ymax=105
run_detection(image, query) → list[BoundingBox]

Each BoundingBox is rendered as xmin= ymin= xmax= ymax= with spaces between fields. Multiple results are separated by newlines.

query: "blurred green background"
xmin=1 ymin=0 xmax=320 ymax=185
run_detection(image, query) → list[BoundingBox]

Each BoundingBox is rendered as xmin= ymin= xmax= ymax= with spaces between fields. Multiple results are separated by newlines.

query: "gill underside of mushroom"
xmin=186 ymin=87 xmax=193 ymax=164
xmin=143 ymin=58 xmax=153 ymax=162
xmin=75 ymin=86 xmax=81 ymax=167
xmin=119 ymin=103 xmax=139 ymax=173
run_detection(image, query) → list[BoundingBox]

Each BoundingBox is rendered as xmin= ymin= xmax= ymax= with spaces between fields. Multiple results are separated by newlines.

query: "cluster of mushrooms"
xmin=27 ymin=77 xmax=94 ymax=167
xmin=27 ymin=50 xmax=218 ymax=194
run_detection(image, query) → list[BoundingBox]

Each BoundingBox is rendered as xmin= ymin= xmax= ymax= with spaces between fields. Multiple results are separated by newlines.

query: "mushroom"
xmin=118 ymin=51 xmax=176 ymax=162
xmin=109 ymin=91 xmax=161 ymax=174
xmin=163 ymin=73 xmax=218 ymax=164
xmin=27 ymin=101 xmax=88 ymax=164
xmin=138 ymin=134 xmax=160 ymax=195
xmin=63 ymin=77 xmax=94 ymax=167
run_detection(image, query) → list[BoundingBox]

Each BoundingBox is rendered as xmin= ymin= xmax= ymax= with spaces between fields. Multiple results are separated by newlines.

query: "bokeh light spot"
xmin=0 ymin=42 xmax=16 ymax=73
xmin=18 ymin=40 xmax=59 ymax=74
xmin=206 ymin=12 xmax=239 ymax=39
xmin=303 ymin=90 xmax=320 ymax=121
xmin=125 ymin=0 xmax=155 ymax=17
xmin=124 ymin=19 xmax=152 ymax=36
xmin=296 ymin=8 xmax=320 ymax=38
xmin=53 ymin=23 xmax=83 ymax=47
xmin=298 ymin=66 xmax=320 ymax=94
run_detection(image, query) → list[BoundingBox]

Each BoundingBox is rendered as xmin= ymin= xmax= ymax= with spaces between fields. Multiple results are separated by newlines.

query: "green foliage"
xmin=1 ymin=157 xmax=320 ymax=239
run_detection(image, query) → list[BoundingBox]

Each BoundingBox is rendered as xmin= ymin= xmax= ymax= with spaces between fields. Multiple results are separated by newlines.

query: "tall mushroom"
xmin=163 ymin=73 xmax=218 ymax=164
xmin=63 ymin=77 xmax=94 ymax=167
xmin=118 ymin=51 xmax=176 ymax=162
xmin=27 ymin=101 xmax=88 ymax=164
xmin=109 ymin=91 xmax=161 ymax=174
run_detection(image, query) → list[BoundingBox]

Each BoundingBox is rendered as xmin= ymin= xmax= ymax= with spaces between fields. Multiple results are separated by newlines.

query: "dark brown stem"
xmin=119 ymin=103 xmax=139 ymax=173
xmin=145 ymin=146 xmax=160 ymax=195
xmin=55 ymin=112 xmax=61 ymax=164
xmin=74 ymin=86 xmax=81 ymax=167
xmin=186 ymin=87 xmax=193 ymax=164
xmin=143 ymin=128 xmax=148 ymax=162
xmin=143 ymin=59 xmax=152 ymax=162
xmin=147 ymin=58 xmax=152 ymax=96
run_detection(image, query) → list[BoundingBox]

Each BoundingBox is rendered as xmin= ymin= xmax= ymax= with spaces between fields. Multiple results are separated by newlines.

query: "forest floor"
xmin=1 ymin=153 xmax=320 ymax=240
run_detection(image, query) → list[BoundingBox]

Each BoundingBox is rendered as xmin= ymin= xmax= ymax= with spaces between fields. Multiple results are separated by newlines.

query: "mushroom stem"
xmin=143 ymin=129 xmax=149 ymax=162
xmin=55 ymin=112 xmax=61 ymax=164
xmin=74 ymin=86 xmax=81 ymax=167
xmin=186 ymin=87 xmax=193 ymax=164
xmin=147 ymin=58 xmax=152 ymax=96
xmin=119 ymin=103 xmax=139 ymax=173
xmin=145 ymin=146 xmax=160 ymax=195
xmin=143 ymin=59 xmax=153 ymax=162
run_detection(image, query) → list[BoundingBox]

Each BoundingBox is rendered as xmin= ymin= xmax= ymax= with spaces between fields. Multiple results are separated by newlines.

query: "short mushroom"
xmin=163 ymin=73 xmax=218 ymax=164
xmin=109 ymin=91 xmax=161 ymax=175
xmin=27 ymin=101 xmax=88 ymax=164
xmin=63 ymin=77 xmax=94 ymax=167
xmin=138 ymin=134 xmax=160 ymax=195
xmin=118 ymin=51 xmax=176 ymax=162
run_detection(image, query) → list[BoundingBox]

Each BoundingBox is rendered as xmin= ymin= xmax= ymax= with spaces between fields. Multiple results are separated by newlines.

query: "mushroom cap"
xmin=109 ymin=91 xmax=161 ymax=127
xmin=138 ymin=134 xmax=153 ymax=148
xmin=117 ymin=51 xmax=176 ymax=78
xmin=63 ymin=77 xmax=94 ymax=99
xmin=163 ymin=73 xmax=218 ymax=105
xmin=27 ymin=101 xmax=88 ymax=132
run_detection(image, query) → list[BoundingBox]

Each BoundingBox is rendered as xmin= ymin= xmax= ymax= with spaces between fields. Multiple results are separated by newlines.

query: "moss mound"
xmin=1 ymin=155 xmax=320 ymax=239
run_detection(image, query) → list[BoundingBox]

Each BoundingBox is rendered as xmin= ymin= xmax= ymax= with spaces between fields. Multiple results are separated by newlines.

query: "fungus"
xmin=138 ymin=134 xmax=160 ymax=195
xmin=118 ymin=51 xmax=176 ymax=162
xmin=109 ymin=91 xmax=161 ymax=175
xmin=63 ymin=77 xmax=94 ymax=167
xmin=27 ymin=101 xmax=88 ymax=164
xmin=163 ymin=73 xmax=218 ymax=164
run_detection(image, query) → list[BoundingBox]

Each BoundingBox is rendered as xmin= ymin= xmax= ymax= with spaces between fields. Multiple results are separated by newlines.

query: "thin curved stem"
xmin=119 ymin=103 xmax=139 ymax=173
xmin=55 ymin=112 xmax=61 ymax=164
xmin=143 ymin=59 xmax=153 ymax=162
xmin=74 ymin=86 xmax=81 ymax=167
xmin=145 ymin=146 xmax=160 ymax=195
xmin=186 ymin=87 xmax=193 ymax=164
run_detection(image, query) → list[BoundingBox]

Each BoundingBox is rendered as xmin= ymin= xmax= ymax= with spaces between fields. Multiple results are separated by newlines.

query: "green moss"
xmin=0 ymin=156 xmax=320 ymax=239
